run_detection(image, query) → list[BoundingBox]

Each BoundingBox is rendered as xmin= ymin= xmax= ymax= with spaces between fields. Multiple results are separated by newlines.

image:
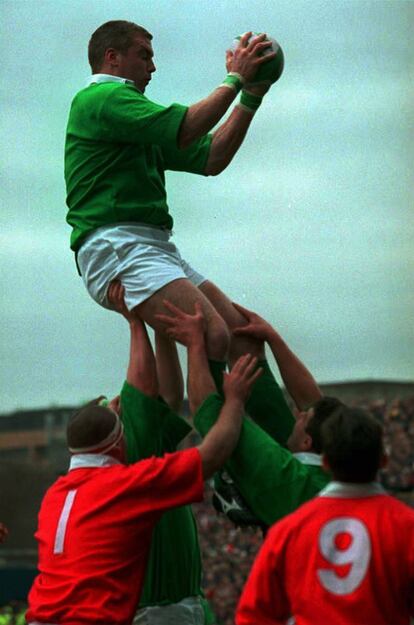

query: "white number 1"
xmin=317 ymin=517 xmax=371 ymax=595
xmin=53 ymin=489 xmax=77 ymax=554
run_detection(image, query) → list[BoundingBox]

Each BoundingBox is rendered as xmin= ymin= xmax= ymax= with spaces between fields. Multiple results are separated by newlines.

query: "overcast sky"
xmin=1 ymin=0 xmax=413 ymax=413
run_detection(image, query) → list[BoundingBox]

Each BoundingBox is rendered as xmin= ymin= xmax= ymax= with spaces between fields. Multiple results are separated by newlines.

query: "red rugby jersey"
xmin=27 ymin=448 xmax=203 ymax=625
xmin=236 ymin=482 xmax=414 ymax=625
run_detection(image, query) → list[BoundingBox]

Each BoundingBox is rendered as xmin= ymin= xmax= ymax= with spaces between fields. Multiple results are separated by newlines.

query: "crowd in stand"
xmin=194 ymin=485 xmax=263 ymax=625
xmin=363 ymin=396 xmax=414 ymax=491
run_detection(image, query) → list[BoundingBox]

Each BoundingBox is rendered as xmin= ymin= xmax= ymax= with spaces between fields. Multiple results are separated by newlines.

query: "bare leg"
xmin=199 ymin=281 xmax=265 ymax=365
xmin=136 ymin=278 xmax=230 ymax=361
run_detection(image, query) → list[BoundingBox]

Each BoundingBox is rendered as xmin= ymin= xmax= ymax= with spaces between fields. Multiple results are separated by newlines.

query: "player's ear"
xmin=105 ymin=47 xmax=121 ymax=67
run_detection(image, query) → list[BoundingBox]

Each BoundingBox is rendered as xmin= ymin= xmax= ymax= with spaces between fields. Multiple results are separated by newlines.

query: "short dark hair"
xmin=306 ymin=396 xmax=344 ymax=453
xmin=88 ymin=20 xmax=153 ymax=73
xmin=67 ymin=396 xmax=117 ymax=450
xmin=321 ymin=407 xmax=384 ymax=483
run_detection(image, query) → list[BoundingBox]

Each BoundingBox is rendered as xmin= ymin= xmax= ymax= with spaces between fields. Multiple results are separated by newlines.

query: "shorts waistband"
xmin=80 ymin=222 xmax=173 ymax=247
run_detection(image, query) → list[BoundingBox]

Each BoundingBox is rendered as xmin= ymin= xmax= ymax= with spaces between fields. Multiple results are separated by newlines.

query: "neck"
xmin=98 ymin=66 xmax=120 ymax=77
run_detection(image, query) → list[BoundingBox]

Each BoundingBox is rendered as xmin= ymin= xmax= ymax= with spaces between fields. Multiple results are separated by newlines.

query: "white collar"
xmin=319 ymin=481 xmax=386 ymax=498
xmin=87 ymin=73 xmax=135 ymax=86
xmin=69 ymin=453 xmax=122 ymax=470
xmin=293 ymin=452 xmax=322 ymax=466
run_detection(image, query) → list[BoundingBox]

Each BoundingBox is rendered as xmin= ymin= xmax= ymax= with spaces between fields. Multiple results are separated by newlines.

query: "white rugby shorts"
xmin=77 ymin=223 xmax=206 ymax=311
xmin=133 ymin=596 xmax=205 ymax=625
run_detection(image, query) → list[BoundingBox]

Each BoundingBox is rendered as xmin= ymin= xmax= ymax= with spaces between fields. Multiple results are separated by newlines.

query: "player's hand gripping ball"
xmin=232 ymin=33 xmax=284 ymax=84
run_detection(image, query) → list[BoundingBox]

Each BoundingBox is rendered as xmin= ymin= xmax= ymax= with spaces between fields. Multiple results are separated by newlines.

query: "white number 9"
xmin=317 ymin=517 xmax=371 ymax=595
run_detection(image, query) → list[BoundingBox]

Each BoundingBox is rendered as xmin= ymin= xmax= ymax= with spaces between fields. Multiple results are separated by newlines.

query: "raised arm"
xmin=155 ymin=300 xmax=262 ymax=478
xmin=233 ymin=303 xmax=322 ymax=410
xmin=178 ymin=32 xmax=275 ymax=150
xmin=156 ymin=300 xmax=215 ymax=415
xmin=154 ymin=331 xmax=184 ymax=413
xmin=204 ymin=103 xmax=258 ymax=175
xmin=107 ymin=281 xmax=158 ymax=398
xmin=197 ymin=354 xmax=261 ymax=478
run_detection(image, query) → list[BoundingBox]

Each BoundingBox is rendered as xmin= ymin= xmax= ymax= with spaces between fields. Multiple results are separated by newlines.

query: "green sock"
xmin=246 ymin=360 xmax=295 ymax=446
xmin=208 ymin=359 xmax=226 ymax=396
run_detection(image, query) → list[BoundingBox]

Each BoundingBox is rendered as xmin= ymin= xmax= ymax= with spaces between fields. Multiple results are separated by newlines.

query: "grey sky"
xmin=1 ymin=0 xmax=413 ymax=413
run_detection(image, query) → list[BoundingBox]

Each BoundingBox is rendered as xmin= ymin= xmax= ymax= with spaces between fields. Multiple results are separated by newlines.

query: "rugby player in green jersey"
xmin=157 ymin=301 xmax=343 ymax=529
xmin=106 ymin=281 xmax=261 ymax=624
xmin=65 ymin=20 xmax=279 ymax=403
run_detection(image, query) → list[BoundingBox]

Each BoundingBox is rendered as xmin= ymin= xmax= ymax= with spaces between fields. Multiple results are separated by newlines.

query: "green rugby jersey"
xmin=65 ymin=81 xmax=212 ymax=251
xmin=195 ymin=394 xmax=330 ymax=527
xmin=119 ymin=381 xmax=204 ymax=607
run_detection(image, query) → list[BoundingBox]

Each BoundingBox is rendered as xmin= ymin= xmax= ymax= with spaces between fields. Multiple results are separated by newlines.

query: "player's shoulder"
xmin=267 ymin=495 xmax=322 ymax=539
xmin=71 ymin=81 xmax=144 ymax=105
xmin=383 ymin=493 xmax=414 ymax=522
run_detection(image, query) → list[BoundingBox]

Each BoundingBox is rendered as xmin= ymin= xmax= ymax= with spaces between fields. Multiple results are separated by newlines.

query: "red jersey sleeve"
xmin=236 ymin=524 xmax=291 ymax=625
xmin=125 ymin=447 xmax=204 ymax=515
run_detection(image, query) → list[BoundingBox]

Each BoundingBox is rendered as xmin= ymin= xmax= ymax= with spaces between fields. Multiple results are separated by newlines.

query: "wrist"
xmin=188 ymin=336 xmax=207 ymax=352
xmin=223 ymin=394 xmax=244 ymax=410
xmin=129 ymin=318 xmax=144 ymax=329
xmin=220 ymin=72 xmax=246 ymax=94
xmin=238 ymin=89 xmax=263 ymax=114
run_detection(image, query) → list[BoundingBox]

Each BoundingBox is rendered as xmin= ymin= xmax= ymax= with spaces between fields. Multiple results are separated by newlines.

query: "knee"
xmin=205 ymin=316 xmax=230 ymax=360
xmin=229 ymin=333 xmax=265 ymax=361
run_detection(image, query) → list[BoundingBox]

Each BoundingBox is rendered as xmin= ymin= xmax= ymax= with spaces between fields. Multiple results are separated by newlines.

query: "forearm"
xmin=155 ymin=332 xmax=184 ymax=413
xmin=127 ymin=321 xmax=158 ymax=398
xmin=178 ymin=85 xmax=238 ymax=148
xmin=198 ymin=396 xmax=244 ymax=478
xmin=179 ymin=32 xmax=272 ymax=151
xmin=204 ymin=105 xmax=255 ymax=175
xmin=187 ymin=340 xmax=216 ymax=415
xmin=267 ymin=331 xmax=322 ymax=410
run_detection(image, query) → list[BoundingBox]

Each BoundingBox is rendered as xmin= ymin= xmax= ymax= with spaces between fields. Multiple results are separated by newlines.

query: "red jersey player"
xmin=26 ymin=314 xmax=261 ymax=625
xmin=236 ymin=406 xmax=414 ymax=625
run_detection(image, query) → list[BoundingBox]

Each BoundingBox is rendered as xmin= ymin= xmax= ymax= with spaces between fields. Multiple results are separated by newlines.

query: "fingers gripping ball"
xmin=232 ymin=34 xmax=284 ymax=84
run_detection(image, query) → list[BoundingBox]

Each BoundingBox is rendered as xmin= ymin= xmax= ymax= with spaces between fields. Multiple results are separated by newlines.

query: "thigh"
xmin=136 ymin=278 xmax=225 ymax=335
xmin=199 ymin=281 xmax=264 ymax=360
xmin=198 ymin=281 xmax=244 ymax=329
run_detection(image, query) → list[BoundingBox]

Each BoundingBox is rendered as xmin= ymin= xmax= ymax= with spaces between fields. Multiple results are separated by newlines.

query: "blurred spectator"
xmin=0 ymin=523 xmax=8 ymax=544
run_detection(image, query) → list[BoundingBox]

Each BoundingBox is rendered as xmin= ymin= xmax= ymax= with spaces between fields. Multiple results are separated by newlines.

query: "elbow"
xmin=199 ymin=445 xmax=230 ymax=480
xmin=205 ymin=149 xmax=232 ymax=176
xmin=200 ymin=454 xmax=222 ymax=480
xmin=204 ymin=161 xmax=226 ymax=177
xmin=204 ymin=167 xmax=221 ymax=177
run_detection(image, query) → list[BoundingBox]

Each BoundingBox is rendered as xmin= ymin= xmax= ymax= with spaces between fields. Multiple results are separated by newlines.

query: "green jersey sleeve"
xmin=98 ymin=83 xmax=188 ymax=146
xmin=194 ymin=394 xmax=330 ymax=526
xmin=161 ymin=133 xmax=212 ymax=175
